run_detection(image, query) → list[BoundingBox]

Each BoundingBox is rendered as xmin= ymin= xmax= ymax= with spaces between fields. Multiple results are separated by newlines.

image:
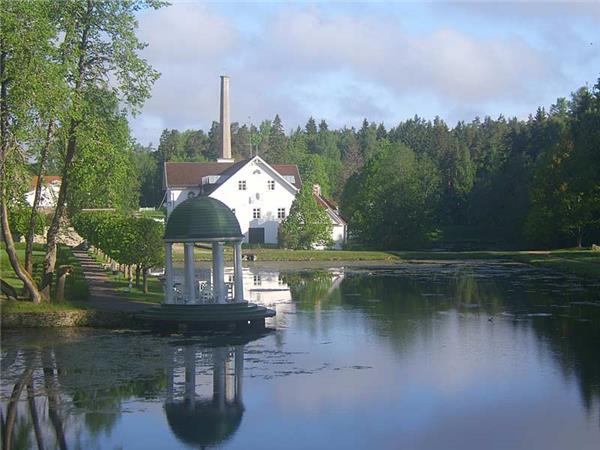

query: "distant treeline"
xmin=135 ymin=80 xmax=600 ymax=249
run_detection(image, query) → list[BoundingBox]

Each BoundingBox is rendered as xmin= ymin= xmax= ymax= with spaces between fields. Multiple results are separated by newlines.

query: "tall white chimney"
xmin=218 ymin=75 xmax=233 ymax=162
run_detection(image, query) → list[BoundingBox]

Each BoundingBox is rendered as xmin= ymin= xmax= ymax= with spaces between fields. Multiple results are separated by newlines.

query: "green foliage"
xmin=7 ymin=203 xmax=45 ymax=239
xmin=280 ymin=185 xmax=333 ymax=249
xmin=73 ymin=212 xmax=164 ymax=269
xmin=341 ymin=143 xmax=440 ymax=249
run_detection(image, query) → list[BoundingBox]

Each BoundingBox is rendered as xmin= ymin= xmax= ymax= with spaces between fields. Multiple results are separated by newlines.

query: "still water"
xmin=2 ymin=261 xmax=600 ymax=450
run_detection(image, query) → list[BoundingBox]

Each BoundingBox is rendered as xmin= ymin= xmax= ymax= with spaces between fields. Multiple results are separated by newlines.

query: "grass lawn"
xmin=171 ymin=245 xmax=399 ymax=262
xmin=108 ymin=273 xmax=164 ymax=303
xmin=1 ymin=242 xmax=89 ymax=313
xmin=88 ymin=250 xmax=164 ymax=303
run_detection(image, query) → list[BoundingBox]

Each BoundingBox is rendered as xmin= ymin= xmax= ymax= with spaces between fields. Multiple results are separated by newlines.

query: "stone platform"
xmin=138 ymin=301 xmax=275 ymax=331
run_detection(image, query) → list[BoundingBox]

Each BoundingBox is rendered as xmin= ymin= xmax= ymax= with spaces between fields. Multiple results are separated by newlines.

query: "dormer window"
xmin=267 ymin=180 xmax=275 ymax=190
xmin=238 ymin=180 xmax=246 ymax=190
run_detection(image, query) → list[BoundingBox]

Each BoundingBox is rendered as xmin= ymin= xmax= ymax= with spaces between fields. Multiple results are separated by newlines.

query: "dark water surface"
xmin=2 ymin=261 xmax=600 ymax=450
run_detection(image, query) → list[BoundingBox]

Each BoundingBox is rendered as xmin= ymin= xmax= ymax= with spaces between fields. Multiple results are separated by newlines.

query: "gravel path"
xmin=72 ymin=250 xmax=154 ymax=312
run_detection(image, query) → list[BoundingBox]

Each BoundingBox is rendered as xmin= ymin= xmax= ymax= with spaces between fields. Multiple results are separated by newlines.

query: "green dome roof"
xmin=164 ymin=196 xmax=242 ymax=242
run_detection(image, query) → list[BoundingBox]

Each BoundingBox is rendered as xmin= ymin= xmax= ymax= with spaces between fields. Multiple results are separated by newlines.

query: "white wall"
xmin=25 ymin=182 xmax=60 ymax=208
xmin=209 ymin=159 xmax=297 ymax=244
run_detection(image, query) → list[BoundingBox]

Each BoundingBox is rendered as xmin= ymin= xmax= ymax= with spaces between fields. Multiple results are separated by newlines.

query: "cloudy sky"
xmin=131 ymin=1 xmax=600 ymax=146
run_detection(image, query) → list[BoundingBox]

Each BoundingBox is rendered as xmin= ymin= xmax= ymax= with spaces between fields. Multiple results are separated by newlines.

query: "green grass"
xmin=88 ymin=250 xmax=164 ymax=303
xmin=1 ymin=242 xmax=89 ymax=311
xmin=171 ymin=246 xmax=399 ymax=262
xmin=1 ymin=300 xmax=85 ymax=313
xmin=108 ymin=273 xmax=164 ymax=303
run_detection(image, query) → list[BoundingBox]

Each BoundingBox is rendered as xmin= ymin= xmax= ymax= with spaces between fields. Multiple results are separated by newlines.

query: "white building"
xmin=163 ymin=157 xmax=347 ymax=247
xmin=25 ymin=176 xmax=61 ymax=209
xmin=163 ymin=75 xmax=346 ymax=248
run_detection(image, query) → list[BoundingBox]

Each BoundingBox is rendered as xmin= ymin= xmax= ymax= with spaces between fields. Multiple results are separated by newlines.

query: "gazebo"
xmin=140 ymin=196 xmax=275 ymax=330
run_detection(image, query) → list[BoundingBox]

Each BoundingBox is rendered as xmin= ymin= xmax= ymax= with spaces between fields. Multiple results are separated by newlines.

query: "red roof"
xmin=30 ymin=176 xmax=61 ymax=189
xmin=164 ymin=159 xmax=302 ymax=189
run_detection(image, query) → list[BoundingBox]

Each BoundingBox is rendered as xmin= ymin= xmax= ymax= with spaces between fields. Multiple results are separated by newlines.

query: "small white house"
xmin=25 ymin=176 xmax=61 ymax=209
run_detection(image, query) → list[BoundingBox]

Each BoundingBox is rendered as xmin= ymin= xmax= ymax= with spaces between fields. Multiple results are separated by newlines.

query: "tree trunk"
xmin=1 ymin=201 xmax=44 ymax=303
xmin=0 ymin=41 xmax=43 ymax=303
xmin=25 ymin=119 xmax=55 ymax=275
xmin=143 ymin=267 xmax=148 ymax=293
xmin=41 ymin=119 xmax=78 ymax=300
xmin=135 ymin=265 xmax=140 ymax=288
xmin=577 ymin=227 xmax=583 ymax=248
xmin=3 ymin=367 xmax=34 ymax=450
xmin=41 ymin=0 xmax=92 ymax=301
xmin=27 ymin=380 xmax=46 ymax=450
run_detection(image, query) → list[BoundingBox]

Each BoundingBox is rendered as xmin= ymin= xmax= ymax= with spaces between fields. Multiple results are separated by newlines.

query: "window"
xmin=277 ymin=208 xmax=286 ymax=219
xmin=267 ymin=180 xmax=275 ymax=190
xmin=253 ymin=208 xmax=261 ymax=219
xmin=253 ymin=274 xmax=262 ymax=286
xmin=238 ymin=180 xmax=246 ymax=190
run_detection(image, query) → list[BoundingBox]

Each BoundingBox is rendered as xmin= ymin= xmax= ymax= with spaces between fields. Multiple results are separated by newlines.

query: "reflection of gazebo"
xmin=165 ymin=344 xmax=245 ymax=448
xmin=139 ymin=196 xmax=275 ymax=330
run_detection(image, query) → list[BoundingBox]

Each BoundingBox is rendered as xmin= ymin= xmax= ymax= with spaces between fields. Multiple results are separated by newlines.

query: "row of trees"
xmin=72 ymin=212 xmax=163 ymax=293
xmin=1 ymin=1 xmax=162 ymax=302
xmin=141 ymin=80 xmax=600 ymax=249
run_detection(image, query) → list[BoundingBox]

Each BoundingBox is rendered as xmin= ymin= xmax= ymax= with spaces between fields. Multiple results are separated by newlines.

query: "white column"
xmin=212 ymin=242 xmax=225 ymax=303
xmin=166 ymin=347 xmax=174 ymax=403
xmin=234 ymin=345 xmax=244 ymax=404
xmin=213 ymin=348 xmax=225 ymax=411
xmin=184 ymin=346 xmax=196 ymax=406
xmin=164 ymin=243 xmax=174 ymax=304
xmin=234 ymin=241 xmax=244 ymax=302
xmin=184 ymin=243 xmax=195 ymax=303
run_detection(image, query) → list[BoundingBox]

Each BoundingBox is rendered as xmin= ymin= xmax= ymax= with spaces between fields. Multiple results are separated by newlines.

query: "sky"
xmin=131 ymin=1 xmax=600 ymax=146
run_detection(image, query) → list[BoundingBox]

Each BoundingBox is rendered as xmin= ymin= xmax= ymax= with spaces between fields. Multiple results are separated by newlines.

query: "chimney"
xmin=312 ymin=184 xmax=321 ymax=196
xmin=218 ymin=75 xmax=233 ymax=162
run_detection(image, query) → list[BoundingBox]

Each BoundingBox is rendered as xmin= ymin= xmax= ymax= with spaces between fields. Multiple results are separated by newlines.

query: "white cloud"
xmin=130 ymin=3 xmax=599 ymax=145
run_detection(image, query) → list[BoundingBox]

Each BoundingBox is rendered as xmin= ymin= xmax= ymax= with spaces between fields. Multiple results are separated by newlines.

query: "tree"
xmin=266 ymin=114 xmax=287 ymax=163
xmin=280 ymin=184 xmax=332 ymax=249
xmin=41 ymin=0 xmax=162 ymax=299
xmin=0 ymin=0 xmax=65 ymax=303
xmin=341 ymin=143 xmax=440 ymax=249
xmin=134 ymin=218 xmax=164 ymax=293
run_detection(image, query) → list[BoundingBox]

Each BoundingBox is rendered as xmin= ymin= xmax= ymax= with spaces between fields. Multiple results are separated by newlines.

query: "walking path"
xmin=72 ymin=250 xmax=154 ymax=313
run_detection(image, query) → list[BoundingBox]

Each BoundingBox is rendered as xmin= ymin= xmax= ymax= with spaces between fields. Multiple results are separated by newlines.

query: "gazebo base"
xmin=137 ymin=301 xmax=275 ymax=332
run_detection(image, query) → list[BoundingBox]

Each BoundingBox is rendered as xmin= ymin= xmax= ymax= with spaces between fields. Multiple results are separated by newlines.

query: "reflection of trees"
xmin=528 ymin=308 xmax=600 ymax=417
xmin=287 ymin=266 xmax=600 ymax=419
xmin=281 ymin=270 xmax=342 ymax=309
xmin=1 ymin=330 xmax=267 ymax=450
xmin=1 ymin=331 xmax=166 ymax=450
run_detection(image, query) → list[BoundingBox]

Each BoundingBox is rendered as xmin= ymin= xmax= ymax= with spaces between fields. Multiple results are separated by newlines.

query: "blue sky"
xmin=131 ymin=1 xmax=600 ymax=146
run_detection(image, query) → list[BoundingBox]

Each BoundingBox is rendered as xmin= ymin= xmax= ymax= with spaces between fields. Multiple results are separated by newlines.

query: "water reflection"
xmin=165 ymin=342 xmax=245 ymax=447
xmin=2 ymin=262 xmax=600 ymax=449
xmin=0 ymin=331 xmax=263 ymax=450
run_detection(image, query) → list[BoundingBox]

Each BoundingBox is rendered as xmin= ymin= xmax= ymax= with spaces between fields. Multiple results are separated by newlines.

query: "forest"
xmin=135 ymin=80 xmax=600 ymax=250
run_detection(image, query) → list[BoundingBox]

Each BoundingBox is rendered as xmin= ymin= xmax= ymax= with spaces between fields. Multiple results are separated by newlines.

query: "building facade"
xmin=163 ymin=75 xmax=346 ymax=248
xmin=163 ymin=156 xmax=346 ymax=248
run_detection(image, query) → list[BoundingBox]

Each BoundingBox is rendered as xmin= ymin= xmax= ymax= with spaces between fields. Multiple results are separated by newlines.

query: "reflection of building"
xmin=164 ymin=343 xmax=246 ymax=448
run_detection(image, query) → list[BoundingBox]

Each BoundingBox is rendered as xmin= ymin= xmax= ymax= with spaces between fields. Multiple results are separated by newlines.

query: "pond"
xmin=2 ymin=261 xmax=600 ymax=449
